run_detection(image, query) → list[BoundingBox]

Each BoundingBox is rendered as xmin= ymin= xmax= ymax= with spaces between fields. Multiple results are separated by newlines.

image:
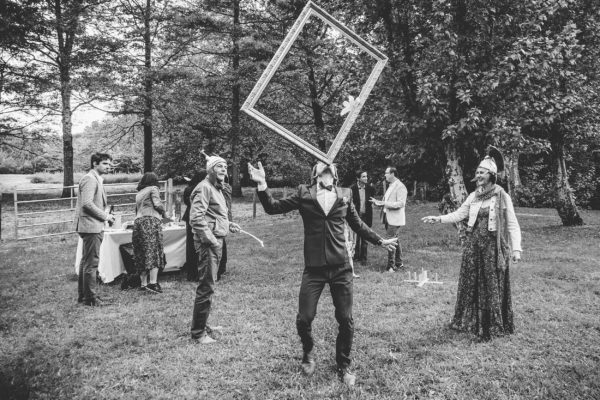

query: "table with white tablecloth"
xmin=74 ymin=225 xmax=186 ymax=283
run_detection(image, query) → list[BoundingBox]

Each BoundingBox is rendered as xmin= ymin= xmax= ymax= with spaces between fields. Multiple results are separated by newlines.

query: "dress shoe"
xmin=394 ymin=264 xmax=406 ymax=272
xmin=83 ymin=298 xmax=110 ymax=307
xmin=194 ymin=334 xmax=216 ymax=344
xmin=206 ymin=325 xmax=223 ymax=334
xmin=146 ymin=283 xmax=162 ymax=293
xmin=337 ymin=368 xmax=356 ymax=386
xmin=301 ymin=353 xmax=316 ymax=376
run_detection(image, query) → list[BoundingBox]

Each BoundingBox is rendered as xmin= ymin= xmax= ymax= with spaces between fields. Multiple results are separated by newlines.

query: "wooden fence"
xmin=12 ymin=179 xmax=177 ymax=240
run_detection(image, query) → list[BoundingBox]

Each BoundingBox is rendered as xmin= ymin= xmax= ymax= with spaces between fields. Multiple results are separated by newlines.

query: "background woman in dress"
xmin=422 ymin=147 xmax=522 ymax=341
xmin=133 ymin=172 xmax=168 ymax=293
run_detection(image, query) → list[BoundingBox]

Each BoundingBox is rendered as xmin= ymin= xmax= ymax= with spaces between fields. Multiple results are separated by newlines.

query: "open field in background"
xmin=0 ymin=202 xmax=599 ymax=399
xmin=0 ymin=174 xmax=143 ymax=192
xmin=0 ymin=185 xmax=294 ymax=240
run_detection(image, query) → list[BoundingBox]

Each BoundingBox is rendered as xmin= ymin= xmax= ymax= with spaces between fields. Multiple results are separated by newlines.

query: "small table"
xmin=74 ymin=225 xmax=187 ymax=283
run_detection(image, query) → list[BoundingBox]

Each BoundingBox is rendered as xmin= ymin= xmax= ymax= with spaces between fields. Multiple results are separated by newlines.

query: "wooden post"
xmin=413 ymin=181 xmax=417 ymax=198
xmin=174 ymin=189 xmax=182 ymax=221
xmin=13 ymin=191 xmax=18 ymax=240
xmin=166 ymin=178 xmax=173 ymax=216
xmin=283 ymin=187 xmax=288 ymax=198
xmin=252 ymin=190 xmax=257 ymax=219
xmin=70 ymin=186 xmax=74 ymax=210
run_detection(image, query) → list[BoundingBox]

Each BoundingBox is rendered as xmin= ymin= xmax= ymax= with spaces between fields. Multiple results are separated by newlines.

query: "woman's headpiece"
xmin=478 ymin=146 xmax=505 ymax=175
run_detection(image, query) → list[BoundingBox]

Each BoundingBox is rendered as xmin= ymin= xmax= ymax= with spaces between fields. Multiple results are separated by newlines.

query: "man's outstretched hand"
xmin=229 ymin=222 xmax=241 ymax=233
xmin=380 ymin=238 xmax=398 ymax=252
xmin=248 ymin=161 xmax=266 ymax=186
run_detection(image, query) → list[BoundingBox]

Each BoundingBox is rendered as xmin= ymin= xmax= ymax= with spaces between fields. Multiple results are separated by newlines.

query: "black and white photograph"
xmin=0 ymin=0 xmax=599 ymax=398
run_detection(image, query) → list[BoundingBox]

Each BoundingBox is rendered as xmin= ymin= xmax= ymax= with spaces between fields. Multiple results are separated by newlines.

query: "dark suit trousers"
xmin=184 ymin=221 xmax=198 ymax=281
xmin=353 ymin=213 xmax=369 ymax=261
xmin=78 ymin=232 xmax=103 ymax=302
xmin=191 ymin=238 xmax=222 ymax=339
xmin=217 ymin=239 xmax=227 ymax=280
xmin=296 ymin=264 xmax=354 ymax=369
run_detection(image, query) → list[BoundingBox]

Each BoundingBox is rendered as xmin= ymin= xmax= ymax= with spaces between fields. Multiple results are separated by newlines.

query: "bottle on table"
xmin=107 ymin=205 xmax=115 ymax=228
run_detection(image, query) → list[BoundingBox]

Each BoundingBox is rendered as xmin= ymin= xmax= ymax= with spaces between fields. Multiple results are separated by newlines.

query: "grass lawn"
xmin=0 ymin=202 xmax=599 ymax=399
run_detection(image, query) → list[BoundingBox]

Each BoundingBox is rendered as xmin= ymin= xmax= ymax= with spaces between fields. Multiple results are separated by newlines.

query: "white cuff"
xmin=257 ymin=183 xmax=268 ymax=191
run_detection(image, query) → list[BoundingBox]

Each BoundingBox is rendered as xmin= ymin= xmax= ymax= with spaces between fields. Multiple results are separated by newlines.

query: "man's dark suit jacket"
xmin=349 ymin=183 xmax=375 ymax=227
xmin=258 ymin=185 xmax=381 ymax=267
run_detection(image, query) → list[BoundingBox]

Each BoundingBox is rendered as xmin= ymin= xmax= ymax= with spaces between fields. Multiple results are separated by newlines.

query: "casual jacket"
xmin=350 ymin=182 xmax=374 ymax=226
xmin=74 ymin=170 xmax=108 ymax=233
xmin=257 ymin=184 xmax=382 ymax=267
xmin=135 ymin=186 xmax=165 ymax=220
xmin=190 ymin=178 xmax=230 ymax=248
xmin=440 ymin=187 xmax=522 ymax=252
xmin=382 ymin=178 xmax=407 ymax=226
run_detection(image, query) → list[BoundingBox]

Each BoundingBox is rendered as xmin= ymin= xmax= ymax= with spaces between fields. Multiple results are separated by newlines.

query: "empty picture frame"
xmin=241 ymin=1 xmax=388 ymax=164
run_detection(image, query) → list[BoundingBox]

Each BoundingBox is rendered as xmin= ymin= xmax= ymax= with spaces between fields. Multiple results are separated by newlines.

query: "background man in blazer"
xmin=371 ymin=166 xmax=407 ymax=272
xmin=349 ymin=170 xmax=375 ymax=264
xmin=248 ymin=161 xmax=396 ymax=386
xmin=74 ymin=153 xmax=115 ymax=306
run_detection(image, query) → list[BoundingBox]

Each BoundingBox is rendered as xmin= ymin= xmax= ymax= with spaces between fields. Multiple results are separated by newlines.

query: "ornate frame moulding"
xmin=241 ymin=1 xmax=388 ymax=164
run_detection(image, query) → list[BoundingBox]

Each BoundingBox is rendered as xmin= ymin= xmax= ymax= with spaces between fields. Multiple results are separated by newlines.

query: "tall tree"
xmin=2 ymin=0 xmax=118 ymax=196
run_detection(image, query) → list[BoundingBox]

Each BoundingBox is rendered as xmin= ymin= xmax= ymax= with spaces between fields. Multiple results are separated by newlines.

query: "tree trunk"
xmin=442 ymin=141 xmax=468 ymax=243
xmin=229 ymin=0 xmax=242 ymax=197
xmin=444 ymin=142 xmax=467 ymax=205
xmin=306 ymin=57 xmax=327 ymax=152
xmin=143 ymin=0 xmax=153 ymax=172
xmin=53 ymin=0 xmax=79 ymax=198
xmin=551 ymin=129 xmax=584 ymax=226
xmin=505 ymin=151 xmax=522 ymax=196
xmin=60 ymin=69 xmax=74 ymax=198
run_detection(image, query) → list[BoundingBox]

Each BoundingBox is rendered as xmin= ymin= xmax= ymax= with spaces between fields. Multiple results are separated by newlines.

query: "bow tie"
xmin=319 ymin=182 xmax=333 ymax=191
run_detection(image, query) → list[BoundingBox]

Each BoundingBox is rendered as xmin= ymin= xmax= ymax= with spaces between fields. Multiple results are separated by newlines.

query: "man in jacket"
xmin=349 ymin=170 xmax=375 ymax=264
xmin=371 ymin=166 xmax=407 ymax=272
xmin=189 ymin=156 xmax=240 ymax=344
xmin=74 ymin=153 xmax=115 ymax=306
xmin=248 ymin=161 xmax=397 ymax=386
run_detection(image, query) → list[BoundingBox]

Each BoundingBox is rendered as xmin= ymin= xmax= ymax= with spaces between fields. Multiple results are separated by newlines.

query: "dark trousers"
xmin=78 ymin=232 xmax=103 ymax=303
xmin=296 ymin=264 xmax=354 ymax=369
xmin=217 ymin=239 xmax=227 ymax=280
xmin=385 ymin=223 xmax=403 ymax=269
xmin=191 ymin=238 xmax=222 ymax=339
xmin=353 ymin=213 xmax=369 ymax=261
xmin=184 ymin=221 xmax=198 ymax=281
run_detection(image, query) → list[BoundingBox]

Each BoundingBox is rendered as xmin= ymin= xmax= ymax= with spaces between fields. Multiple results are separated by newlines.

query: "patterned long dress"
xmin=132 ymin=216 xmax=165 ymax=273
xmin=450 ymin=206 xmax=514 ymax=340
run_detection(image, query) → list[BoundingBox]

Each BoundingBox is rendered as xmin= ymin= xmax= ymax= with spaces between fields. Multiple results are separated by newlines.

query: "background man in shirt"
xmin=371 ymin=166 xmax=407 ymax=272
xmin=349 ymin=170 xmax=375 ymax=264
xmin=74 ymin=152 xmax=115 ymax=306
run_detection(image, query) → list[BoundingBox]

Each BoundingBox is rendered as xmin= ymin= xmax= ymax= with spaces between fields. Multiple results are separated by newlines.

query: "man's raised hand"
xmin=248 ymin=161 xmax=266 ymax=185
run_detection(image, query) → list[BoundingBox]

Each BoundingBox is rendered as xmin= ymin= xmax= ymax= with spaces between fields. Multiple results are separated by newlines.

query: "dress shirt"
xmin=358 ymin=185 xmax=366 ymax=214
xmin=316 ymin=184 xmax=337 ymax=215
